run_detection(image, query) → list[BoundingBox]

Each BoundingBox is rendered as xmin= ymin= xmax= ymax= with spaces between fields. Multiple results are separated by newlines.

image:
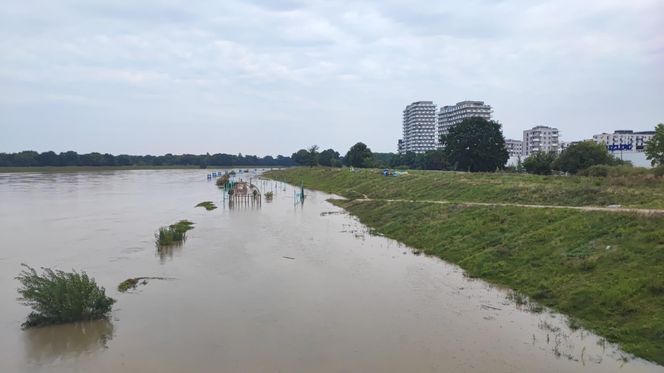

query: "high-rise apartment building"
xmin=522 ymin=126 xmax=560 ymax=156
xmin=401 ymin=101 xmax=437 ymax=153
xmin=437 ymin=101 xmax=492 ymax=141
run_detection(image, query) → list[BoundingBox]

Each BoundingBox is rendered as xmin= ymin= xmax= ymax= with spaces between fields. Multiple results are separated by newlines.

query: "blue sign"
xmin=607 ymin=144 xmax=632 ymax=152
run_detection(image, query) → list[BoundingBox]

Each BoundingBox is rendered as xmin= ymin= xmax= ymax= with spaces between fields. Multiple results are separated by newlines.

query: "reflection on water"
xmin=23 ymin=319 xmax=114 ymax=364
xmin=156 ymin=241 xmax=184 ymax=263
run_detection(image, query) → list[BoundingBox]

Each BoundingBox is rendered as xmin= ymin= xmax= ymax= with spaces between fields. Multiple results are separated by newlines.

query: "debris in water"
xmin=118 ymin=277 xmax=172 ymax=292
xmin=282 ymin=256 xmax=295 ymax=260
xmin=481 ymin=304 xmax=502 ymax=311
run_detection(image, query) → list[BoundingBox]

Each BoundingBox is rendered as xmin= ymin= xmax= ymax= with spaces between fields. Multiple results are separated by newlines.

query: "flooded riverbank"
xmin=0 ymin=170 xmax=661 ymax=372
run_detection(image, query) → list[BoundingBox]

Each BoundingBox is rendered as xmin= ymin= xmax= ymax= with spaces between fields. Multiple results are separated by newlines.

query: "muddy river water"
xmin=0 ymin=169 xmax=661 ymax=372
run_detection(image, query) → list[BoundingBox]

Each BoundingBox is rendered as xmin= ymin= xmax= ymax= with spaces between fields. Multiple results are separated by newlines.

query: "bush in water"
xmin=16 ymin=264 xmax=115 ymax=328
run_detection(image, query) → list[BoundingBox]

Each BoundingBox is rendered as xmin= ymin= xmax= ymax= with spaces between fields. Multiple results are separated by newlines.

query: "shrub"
xmin=580 ymin=164 xmax=610 ymax=177
xmin=552 ymin=141 xmax=617 ymax=174
xmin=523 ymin=151 xmax=557 ymax=175
xmin=195 ymin=201 xmax=217 ymax=211
xmin=654 ymin=165 xmax=664 ymax=178
xmin=16 ymin=264 xmax=115 ymax=328
xmin=155 ymin=220 xmax=194 ymax=246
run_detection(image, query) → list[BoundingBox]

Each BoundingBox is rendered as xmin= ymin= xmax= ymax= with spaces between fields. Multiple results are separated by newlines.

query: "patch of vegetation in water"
xmin=264 ymin=191 xmax=273 ymax=201
xmin=118 ymin=277 xmax=171 ymax=292
xmin=155 ymin=220 xmax=194 ymax=247
xmin=195 ymin=201 xmax=217 ymax=211
xmin=16 ymin=264 xmax=115 ymax=328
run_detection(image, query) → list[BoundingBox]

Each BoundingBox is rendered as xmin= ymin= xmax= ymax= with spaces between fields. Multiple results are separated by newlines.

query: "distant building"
xmin=397 ymin=139 xmax=404 ymax=154
xmin=402 ymin=101 xmax=437 ymax=153
xmin=522 ymin=126 xmax=560 ymax=156
xmin=593 ymin=130 xmax=655 ymax=153
xmin=437 ymin=101 xmax=492 ymax=141
xmin=505 ymin=139 xmax=523 ymax=158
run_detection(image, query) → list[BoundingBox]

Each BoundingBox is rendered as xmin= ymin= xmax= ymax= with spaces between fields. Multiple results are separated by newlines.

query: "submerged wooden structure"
xmin=229 ymin=181 xmax=261 ymax=206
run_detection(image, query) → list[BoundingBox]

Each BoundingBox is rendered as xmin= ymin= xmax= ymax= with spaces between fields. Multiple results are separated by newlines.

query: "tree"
xmin=421 ymin=149 xmax=448 ymax=170
xmin=645 ymin=123 xmax=664 ymax=166
xmin=291 ymin=149 xmax=309 ymax=166
xmin=523 ymin=151 xmax=557 ymax=175
xmin=307 ymin=145 xmax=319 ymax=167
xmin=552 ymin=141 xmax=617 ymax=174
xmin=441 ymin=117 xmax=508 ymax=172
xmin=318 ymin=148 xmax=341 ymax=167
xmin=344 ymin=142 xmax=373 ymax=168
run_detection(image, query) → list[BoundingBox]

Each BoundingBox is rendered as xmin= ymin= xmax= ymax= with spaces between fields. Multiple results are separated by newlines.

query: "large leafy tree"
xmin=645 ymin=123 xmax=664 ymax=166
xmin=291 ymin=149 xmax=310 ymax=166
xmin=552 ymin=141 xmax=616 ymax=174
xmin=306 ymin=145 xmax=319 ymax=167
xmin=318 ymin=148 xmax=341 ymax=167
xmin=440 ymin=117 xmax=508 ymax=172
xmin=344 ymin=142 xmax=373 ymax=168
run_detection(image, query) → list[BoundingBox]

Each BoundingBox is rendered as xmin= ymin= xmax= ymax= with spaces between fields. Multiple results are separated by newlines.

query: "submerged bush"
xmin=155 ymin=220 xmax=194 ymax=246
xmin=16 ymin=264 xmax=115 ymax=328
xmin=195 ymin=201 xmax=217 ymax=211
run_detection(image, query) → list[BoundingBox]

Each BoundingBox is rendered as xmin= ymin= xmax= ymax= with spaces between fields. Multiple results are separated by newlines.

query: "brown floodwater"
xmin=0 ymin=169 xmax=661 ymax=373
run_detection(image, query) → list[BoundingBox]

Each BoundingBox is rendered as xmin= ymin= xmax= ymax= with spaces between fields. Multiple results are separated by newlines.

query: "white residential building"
xmin=402 ymin=101 xmax=437 ymax=153
xmin=505 ymin=139 xmax=523 ymax=158
xmin=437 ymin=100 xmax=492 ymax=141
xmin=592 ymin=130 xmax=655 ymax=153
xmin=522 ymin=126 xmax=560 ymax=156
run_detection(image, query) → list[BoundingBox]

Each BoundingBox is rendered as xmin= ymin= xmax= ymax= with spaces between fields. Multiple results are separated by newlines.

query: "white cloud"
xmin=0 ymin=0 xmax=662 ymax=154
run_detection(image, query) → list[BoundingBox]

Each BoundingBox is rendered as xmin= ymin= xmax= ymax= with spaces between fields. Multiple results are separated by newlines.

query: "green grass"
xmin=195 ymin=201 xmax=217 ymax=211
xmin=266 ymin=167 xmax=664 ymax=364
xmin=155 ymin=220 xmax=195 ymax=247
xmin=16 ymin=264 xmax=115 ymax=328
xmin=265 ymin=167 xmax=664 ymax=209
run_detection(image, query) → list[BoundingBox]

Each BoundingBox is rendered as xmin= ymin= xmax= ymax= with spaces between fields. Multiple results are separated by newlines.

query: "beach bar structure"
xmin=229 ymin=181 xmax=261 ymax=206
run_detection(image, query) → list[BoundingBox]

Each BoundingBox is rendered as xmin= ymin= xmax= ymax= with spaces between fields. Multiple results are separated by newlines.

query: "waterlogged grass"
xmin=196 ymin=201 xmax=217 ymax=211
xmin=16 ymin=264 xmax=115 ymax=328
xmin=265 ymin=167 xmax=664 ymax=209
xmin=155 ymin=220 xmax=194 ymax=247
xmin=332 ymin=199 xmax=664 ymax=364
xmin=118 ymin=277 xmax=171 ymax=292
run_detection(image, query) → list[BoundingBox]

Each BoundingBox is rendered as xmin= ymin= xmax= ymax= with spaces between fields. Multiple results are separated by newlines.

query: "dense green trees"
xmin=645 ymin=123 xmax=664 ymax=166
xmin=389 ymin=150 xmax=448 ymax=170
xmin=344 ymin=142 xmax=373 ymax=168
xmin=440 ymin=117 xmax=508 ymax=172
xmin=318 ymin=148 xmax=342 ymax=167
xmin=522 ymin=151 xmax=557 ymax=175
xmin=0 ymin=151 xmax=294 ymax=168
xmin=552 ymin=141 xmax=619 ymax=174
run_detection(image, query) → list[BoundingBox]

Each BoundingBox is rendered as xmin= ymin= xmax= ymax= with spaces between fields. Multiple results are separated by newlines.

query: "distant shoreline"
xmin=0 ymin=165 xmax=286 ymax=173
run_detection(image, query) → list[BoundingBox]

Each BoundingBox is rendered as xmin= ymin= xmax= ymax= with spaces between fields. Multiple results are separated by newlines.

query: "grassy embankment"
xmin=266 ymin=167 xmax=664 ymax=365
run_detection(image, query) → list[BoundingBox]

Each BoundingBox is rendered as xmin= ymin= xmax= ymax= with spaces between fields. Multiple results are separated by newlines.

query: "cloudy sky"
xmin=1 ymin=0 xmax=662 ymax=156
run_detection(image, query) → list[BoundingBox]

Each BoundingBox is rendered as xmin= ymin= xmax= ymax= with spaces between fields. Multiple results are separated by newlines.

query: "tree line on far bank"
xmin=0 ymin=151 xmax=295 ymax=168
xmin=292 ymin=120 xmax=664 ymax=175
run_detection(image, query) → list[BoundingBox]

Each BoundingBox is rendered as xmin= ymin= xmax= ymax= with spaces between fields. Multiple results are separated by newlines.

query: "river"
xmin=0 ymin=169 xmax=661 ymax=372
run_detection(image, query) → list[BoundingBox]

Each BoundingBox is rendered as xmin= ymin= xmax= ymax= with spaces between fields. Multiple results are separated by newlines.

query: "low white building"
xmin=505 ymin=139 xmax=523 ymax=158
xmin=592 ymin=130 xmax=655 ymax=153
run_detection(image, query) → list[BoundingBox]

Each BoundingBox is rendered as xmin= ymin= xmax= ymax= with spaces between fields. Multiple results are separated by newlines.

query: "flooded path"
xmin=0 ymin=170 xmax=661 ymax=372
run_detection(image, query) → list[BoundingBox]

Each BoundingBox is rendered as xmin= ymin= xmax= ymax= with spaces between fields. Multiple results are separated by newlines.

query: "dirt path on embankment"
xmin=353 ymin=197 xmax=664 ymax=216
